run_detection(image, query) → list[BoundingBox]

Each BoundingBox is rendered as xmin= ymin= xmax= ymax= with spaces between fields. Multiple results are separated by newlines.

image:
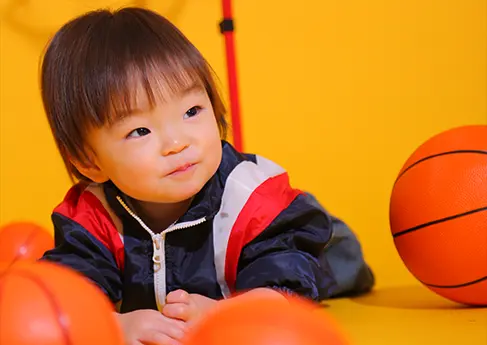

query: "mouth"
xmin=168 ymin=163 xmax=195 ymax=176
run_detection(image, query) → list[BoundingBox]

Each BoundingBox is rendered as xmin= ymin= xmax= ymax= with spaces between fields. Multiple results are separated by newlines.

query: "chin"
xmin=161 ymin=181 xmax=206 ymax=203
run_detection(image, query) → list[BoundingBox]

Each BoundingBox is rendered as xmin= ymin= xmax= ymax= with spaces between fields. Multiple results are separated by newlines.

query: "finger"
xmin=140 ymin=331 xmax=181 ymax=345
xmin=162 ymin=302 xmax=190 ymax=322
xmin=166 ymin=289 xmax=190 ymax=304
xmin=154 ymin=313 xmax=187 ymax=333
xmin=146 ymin=311 xmax=187 ymax=332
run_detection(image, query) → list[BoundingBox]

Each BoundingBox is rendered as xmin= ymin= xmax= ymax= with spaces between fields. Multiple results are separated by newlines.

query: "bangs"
xmin=68 ymin=7 xmax=211 ymax=128
xmin=107 ymin=57 xmax=207 ymax=124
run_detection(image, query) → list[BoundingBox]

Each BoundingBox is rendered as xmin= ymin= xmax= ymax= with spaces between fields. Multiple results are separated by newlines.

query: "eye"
xmin=126 ymin=127 xmax=151 ymax=139
xmin=184 ymin=106 xmax=202 ymax=119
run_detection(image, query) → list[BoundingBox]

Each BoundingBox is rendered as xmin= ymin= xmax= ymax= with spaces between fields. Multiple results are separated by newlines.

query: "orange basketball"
xmin=0 ymin=222 xmax=53 ymax=265
xmin=0 ymin=261 xmax=124 ymax=345
xmin=182 ymin=293 xmax=349 ymax=345
xmin=390 ymin=125 xmax=487 ymax=306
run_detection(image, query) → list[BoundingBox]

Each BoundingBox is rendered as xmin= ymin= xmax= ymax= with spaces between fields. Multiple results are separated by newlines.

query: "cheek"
xmin=205 ymin=132 xmax=223 ymax=170
xmin=199 ymin=114 xmax=222 ymax=142
xmin=103 ymin=144 xmax=159 ymax=177
xmin=199 ymin=120 xmax=222 ymax=156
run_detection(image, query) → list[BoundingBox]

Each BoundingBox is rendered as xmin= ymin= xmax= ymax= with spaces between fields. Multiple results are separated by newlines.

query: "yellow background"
xmin=1 ymin=1 xmax=486 ymax=343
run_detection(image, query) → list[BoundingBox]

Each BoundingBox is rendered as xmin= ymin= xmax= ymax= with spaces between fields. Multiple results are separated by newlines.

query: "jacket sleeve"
xmin=40 ymin=213 xmax=123 ymax=304
xmin=321 ymin=215 xmax=375 ymax=298
xmin=234 ymin=193 xmax=338 ymax=301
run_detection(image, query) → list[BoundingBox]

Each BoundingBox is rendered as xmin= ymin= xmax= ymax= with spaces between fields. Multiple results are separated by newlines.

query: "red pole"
xmin=220 ymin=0 xmax=243 ymax=152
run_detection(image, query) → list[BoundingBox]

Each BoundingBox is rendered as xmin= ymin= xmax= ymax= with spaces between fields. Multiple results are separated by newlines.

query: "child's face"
xmin=81 ymin=83 xmax=222 ymax=204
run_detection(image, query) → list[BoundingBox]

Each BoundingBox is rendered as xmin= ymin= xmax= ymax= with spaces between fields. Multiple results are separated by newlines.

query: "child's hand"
xmin=162 ymin=288 xmax=285 ymax=326
xmin=162 ymin=290 xmax=217 ymax=324
xmin=116 ymin=309 xmax=186 ymax=345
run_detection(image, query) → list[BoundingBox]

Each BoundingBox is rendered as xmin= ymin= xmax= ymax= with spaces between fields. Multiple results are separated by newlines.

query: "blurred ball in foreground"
xmin=0 ymin=221 xmax=53 ymax=265
xmin=0 ymin=261 xmax=124 ymax=345
xmin=183 ymin=292 xmax=349 ymax=345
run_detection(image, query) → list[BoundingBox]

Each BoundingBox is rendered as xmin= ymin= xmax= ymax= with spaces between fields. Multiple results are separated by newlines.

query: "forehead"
xmin=107 ymin=65 xmax=206 ymax=122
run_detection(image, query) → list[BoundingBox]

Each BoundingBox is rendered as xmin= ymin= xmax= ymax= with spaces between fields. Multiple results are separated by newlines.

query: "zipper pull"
xmin=152 ymin=234 xmax=164 ymax=272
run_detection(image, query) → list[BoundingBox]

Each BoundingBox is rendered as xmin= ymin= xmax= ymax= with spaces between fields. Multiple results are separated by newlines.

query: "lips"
xmin=168 ymin=163 xmax=194 ymax=175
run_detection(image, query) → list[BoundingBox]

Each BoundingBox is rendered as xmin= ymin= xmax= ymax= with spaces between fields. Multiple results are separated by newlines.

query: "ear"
xmin=70 ymin=156 xmax=109 ymax=184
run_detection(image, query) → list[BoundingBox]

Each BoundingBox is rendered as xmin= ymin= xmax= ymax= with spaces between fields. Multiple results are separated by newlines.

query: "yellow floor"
xmin=324 ymin=283 xmax=487 ymax=345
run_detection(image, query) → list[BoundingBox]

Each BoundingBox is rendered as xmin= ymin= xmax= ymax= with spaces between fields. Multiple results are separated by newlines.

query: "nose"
xmin=160 ymin=133 xmax=188 ymax=156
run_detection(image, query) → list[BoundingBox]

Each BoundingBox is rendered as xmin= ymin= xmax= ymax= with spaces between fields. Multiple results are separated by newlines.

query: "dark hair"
xmin=41 ymin=7 xmax=227 ymax=182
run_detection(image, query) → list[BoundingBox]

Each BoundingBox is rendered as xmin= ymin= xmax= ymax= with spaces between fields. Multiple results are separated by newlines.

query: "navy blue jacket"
xmin=42 ymin=141 xmax=373 ymax=312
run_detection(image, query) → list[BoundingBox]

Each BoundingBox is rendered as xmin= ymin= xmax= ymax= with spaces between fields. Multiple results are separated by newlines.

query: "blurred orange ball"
xmin=0 ymin=221 xmax=53 ymax=265
xmin=0 ymin=261 xmax=124 ymax=345
xmin=183 ymin=293 xmax=349 ymax=345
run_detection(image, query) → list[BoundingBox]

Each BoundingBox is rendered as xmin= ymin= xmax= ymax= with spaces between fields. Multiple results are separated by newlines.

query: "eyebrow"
xmin=177 ymin=83 xmax=205 ymax=97
xmin=108 ymin=82 xmax=205 ymax=127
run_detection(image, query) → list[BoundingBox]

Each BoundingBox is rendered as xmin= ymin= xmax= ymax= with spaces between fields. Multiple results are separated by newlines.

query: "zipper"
xmin=116 ymin=195 xmax=206 ymax=311
xmin=151 ymin=234 xmax=164 ymax=310
xmin=151 ymin=218 xmax=207 ymax=310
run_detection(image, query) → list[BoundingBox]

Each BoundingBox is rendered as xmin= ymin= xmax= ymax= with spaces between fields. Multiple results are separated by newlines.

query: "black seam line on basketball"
xmin=393 ymin=206 xmax=487 ymax=238
xmin=11 ymin=271 xmax=73 ymax=345
xmin=0 ymin=229 xmax=38 ymax=279
xmin=421 ymin=275 xmax=487 ymax=289
xmin=395 ymin=150 xmax=487 ymax=184
xmin=8 ymin=228 xmax=39 ymax=265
